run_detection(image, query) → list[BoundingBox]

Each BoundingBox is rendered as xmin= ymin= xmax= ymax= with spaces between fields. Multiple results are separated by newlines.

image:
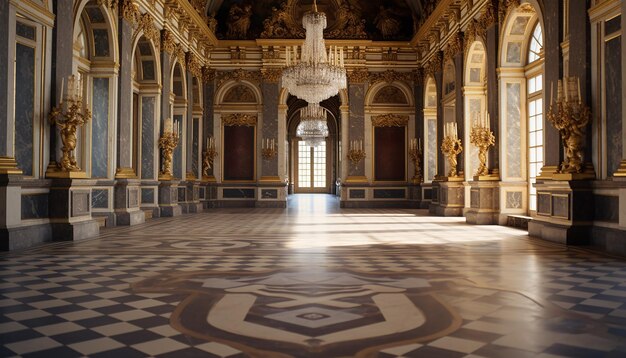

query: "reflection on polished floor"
xmin=1 ymin=195 xmax=626 ymax=357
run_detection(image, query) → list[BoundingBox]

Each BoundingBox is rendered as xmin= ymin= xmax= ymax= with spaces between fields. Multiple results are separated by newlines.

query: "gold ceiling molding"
xmin=137 ymin=13 xmax=160 ymax=51
xmin=175 ymin=46 xmax=186 ymax=70
xmin=498 ymin=0 xmax=520 ymax=25
xmin=348 ymin=69 xmax=370 ymax=84
xmin=369 ymin=70 xmax=414 ymax=85
xmin=464 ymin=19 xmax=479 ymax=54
xmin=479 ymin=0 xmax=498 ymax=30
xmin=96 ymin=0 xmax=118 ymax=9
xmin=121 ymin=0 xmax=140 ymax=25
xmin=216 ymin=69 xmax=262 ymax=88
xmin=444 ymin=31 xmax=463 ymax=64
xmin=187 ymin=52 xmax=202 ymax=78
xmin=261 ymin=68 xmax=283 ymax=83
xmin=424 ymin=52 xmax=443 ymax=77
xmin=161 ymin=29 xmax=177 ymax=54
xmin=202 ymin=67 xmax=216 ymax=84
xmin=222 ymin=113 xmax=258 ymax=127
xmin=372 ymin=114 xmax=409 ymax=127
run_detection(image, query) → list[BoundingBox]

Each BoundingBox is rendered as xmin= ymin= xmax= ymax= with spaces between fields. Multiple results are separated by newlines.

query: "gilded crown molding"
xmin=175 ymin=46 xmax=186 ymax=70
xmin=464 ymin=19 xmax=479 ymax=53
xmin=121 ymin=0 xmax=140 ymax=25
xmin=347 ymin=69 xmax=370 ymax=84
xmin=222 ymin=113 xmax=258 ymax=127
xmin=187 ymin=52 xmax=202 ymax=78
xmin=137 ymin=13 xmax=160 ymax=51
xmin=371 ymin=114 xmax=409 ymax=127
xmin=202 ymin=66 xmax=216 ymax=84
xmin=498 ymin=0 xmax=520 ymax=26
xmin=412 ymin=68 xmax=424 ymax=85
xmin=216 ymin=69 xmax=262 ymax=88
xmin=444 ymin=31 xmax=463 ymax=64
xmin=96 ymin=0 xmax=118 ymax=9
xmin=479 ymin=0 xmax=498 ymax=30
xmin=261 ymin=68 xmax=283 ymax=83
xmin=369 ymin=70 xmax=414 ymax=85
xmin=161 ymin=29 xmax=177 ymax=53
xmin=424 ymin=52 xmax=443 ymax=77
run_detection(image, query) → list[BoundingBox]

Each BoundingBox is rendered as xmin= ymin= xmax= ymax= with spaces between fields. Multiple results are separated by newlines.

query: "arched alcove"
xmin=464 ymin=40 xmax=488 ymax=180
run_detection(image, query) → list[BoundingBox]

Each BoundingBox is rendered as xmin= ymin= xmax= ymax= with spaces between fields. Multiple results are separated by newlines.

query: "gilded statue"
xmin=374 ymin=6 xmax=401 ymax=39
xmin=226 ymin=3 xmax=252 ymax=39
xmin=261 ymin=2 xmax=303 ymax=38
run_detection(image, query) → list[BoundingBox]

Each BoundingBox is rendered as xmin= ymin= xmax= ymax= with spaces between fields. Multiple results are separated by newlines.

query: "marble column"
xmin=201 ymin=70 xmax=216 ymax=208
xmin=185 ymin=68 xmax=202 ymax=213
xmin=621 ymin=0 xmax=626 ymax=176
xmin=412 ymin=70 xmax=426 ymax=207
xmin=485 ymin=22 xmax=499 ymax=174
xmin=454 ymin=50 xmax=465 ymax=175
xmin=434 ymin=61 xmax=445 ymax=179
xmin=540 ymin=0 xmax=563 ymax=176
xmin=347 ymin=80 xmax=367 ymax=182
xmin=113 ymin=15 xmax=144 ymax=225
xmin=186 ymin=68 xmax=195 ymax=179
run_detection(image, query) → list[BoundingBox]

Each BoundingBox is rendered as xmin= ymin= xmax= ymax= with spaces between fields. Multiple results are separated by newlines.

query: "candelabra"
xmin=347 ymin=139 xmax=366 ymax=165
xmin=261 ymin=138 xmax=277 ymax=160
xmin=547 ymin=76 xmax=592 ymax=176
xmin=441 ymin=122 xmax=463 ymax=178
xmin=469 ymin=112 xmax=495 ymax=178
xmin=202 ymin=136 xmax=218 ymax=178
xmin=408 ymin=138 xmax=423 ymax=183
xmin=48 ymin=75 xmax=91 ymax=173
xmin=159 ymin=118 xmax=180 ymax=180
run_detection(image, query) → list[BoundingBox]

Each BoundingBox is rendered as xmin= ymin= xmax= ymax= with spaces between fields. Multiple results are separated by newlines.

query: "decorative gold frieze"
xmin=464 ymin=20 xmax=479 ymax=53
xmin=372 ymin=114 xmax=409 ymax=127
xmin=479 ymin=0 xmax=497 ymax=30
xmin=369 ymin=70 xmax=413 ymax=85
xmin=175 ymin=46 xmax=186 ymax=70
xmin=96 ymin=0 xmax=118 ymax=9
xmin=121 ymin=0 xmax=140 ymax=25
xmin=412 ymin=68 xmax=424 ymax=85
xmin=347 ymin=69 xmax=369 ymax=84
xmin=161 ymin=29 xmax=176 ymax=54
xmin=137 ymin=13 xmax=160 ymax=51
xmin=424 ymin=52 xmax=443 ymax=77
xmin=444 ymin=31 xmax=463 ymax=64
xmin=261 ymin=2 xmax=304 ymax=39
xmin=261 ymin=68 xmax=283 ymax=83
xmin=202 ymin=67 xmax=216 ymax=84
xmin=498 ymin=0 xmax=520 ymax=25
xmin=186 ymin=52 xmax=202 ymax=79
xmin=216 ymin=69 xmax=262 ymax=88
xmin=222 ymin=113 xmax=257 ymax=127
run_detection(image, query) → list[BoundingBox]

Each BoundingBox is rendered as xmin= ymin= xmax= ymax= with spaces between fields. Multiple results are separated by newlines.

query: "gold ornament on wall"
xmin=371 ymin=114 xmax=409 ymax=128
xmin=469 ymin=111 xmax=496 ymax=178
xmin=547 ymin=77 xmax=594 ymax=178
xmin=424 ymin=52 xmax=443 ymax=77
xmin=261 ymin=138 xmax=277 ymax=160
xmin=161 ymin=29 xmax=177 ymax=54
xmin=186 ymin=52 xmax=202 ymax=79
xmin=48 ymin=75 xmax=92 ymax=175
xmin=347 ymin=69 xmax=369 ymax=84
xmin=216 ymin=69 xmax=262 ymax=88
xmin=159 ymin=118 xmax=181 ymax=180
xmin=347 ymin=140 xmax=366 ymax=165
xmin=444 ymin=31 xmax=463 ymax=64
xmin=222 ymin=113 xmax=257 ymax=127
xmin=202 ymin=67 xmax=216 ymax=84
xmin=261 ymin=68 xmax=283 ymax=83
xmin=408 ymin=138 xmax=423 ymax=184
xmin=441 ymin=122 xmax=463 ymax=178
xmin=369 ymin=70 xmax=413 ymax=85
xmin=175 ymin=46 xmax=186 ymax=70
xmin=137 ymin=13 xmax=160 ymax=51
xmin=203 ymin=136 xmax=217 ymax=179
xmin=121 ymin=0 xmax=140 ymax=25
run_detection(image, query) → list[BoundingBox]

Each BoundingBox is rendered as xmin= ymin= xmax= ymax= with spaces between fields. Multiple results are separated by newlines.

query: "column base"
xmin=160 ymin=205 xmax=183 ymax=217
xmin=465 ymin=180 xmax=500 ymax=225
xmin=430 ymin=181 xmax=465 ymax=216
xmin=115 ymin=209 xmax=145 ymax=226
xmin=528 ymin=221 xmax=591 ymax=245
xmin=114 ymin=179 xmax=145 ymax=226
xmin=159 ymin=180 xmax=182 ymax=217
xmin=51 ymin=220 xmax=99 ymax=242
xmin=1 ymin=224 xmax=53 ymax=251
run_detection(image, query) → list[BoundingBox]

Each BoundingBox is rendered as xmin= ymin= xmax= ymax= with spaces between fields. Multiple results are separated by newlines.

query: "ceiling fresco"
xmin=205 ymin=0 xmax=440 ymax=41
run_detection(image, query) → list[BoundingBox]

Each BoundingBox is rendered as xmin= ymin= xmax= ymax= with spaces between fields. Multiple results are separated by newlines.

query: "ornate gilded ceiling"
xmin=205 ymin=0 xmax=440 ymax=41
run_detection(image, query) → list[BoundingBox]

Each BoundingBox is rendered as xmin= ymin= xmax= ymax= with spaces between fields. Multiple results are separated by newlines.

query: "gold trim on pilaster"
xmin=46 ymin=170 xmax=88 ymax=179
xmin=115 ymin=167 xmax=137 ymax=179
xmin=537 ymin=165 xmax=559 ymax=180
xmin=344 ymin=176 xmax=368 ymax=184
xmin=613 ymin=160 xmax=626 ymax=177
xmin=259 ymin=176 xmax=283 ymax=184
xmin=0 ymin=157 xmax=23 ymax=175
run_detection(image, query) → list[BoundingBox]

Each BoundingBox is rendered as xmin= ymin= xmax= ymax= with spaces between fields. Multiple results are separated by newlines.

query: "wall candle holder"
xmin=203 ymin=136 xmax=218 ymax=178
xmin=469 ymin=111 xmax=495 ymax=178
xmin=48 ymin=74 xmax=91 ymax=172
xmin=347 ymin=139 xmax=366 ymax=165
xmin=158 ymin=118 xmax=180 ymax=180
xmin=547 ymin=76 xmax=592 ymax=176
xmin=441 ymin=122 xmax=462 ymax=178
xmin=261 ymin=138 xmax=277 ymax=160
xmin=408 ymin=138 xmax=423 ymax=183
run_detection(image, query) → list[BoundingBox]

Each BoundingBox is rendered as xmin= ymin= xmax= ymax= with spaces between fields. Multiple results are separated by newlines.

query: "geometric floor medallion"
xmin=132 ymin=269 xmax=464 ymax=357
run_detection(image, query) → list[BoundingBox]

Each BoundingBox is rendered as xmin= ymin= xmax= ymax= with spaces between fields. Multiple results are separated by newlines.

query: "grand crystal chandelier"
xmin=297 ymin=103 xmax=329 ymax=147
xmin=282 ymin=0 xmax=347 ymax=104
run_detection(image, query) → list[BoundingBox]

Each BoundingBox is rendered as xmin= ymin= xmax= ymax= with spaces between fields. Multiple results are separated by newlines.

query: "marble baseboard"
xmin=255 ymin=200 xmax=287 ymax=208
xmin=92 ymin=212 xmax=116 ymax=228
xmin=215 ymin=200 xmax=257 ymax=208
xmin=465 ymin=211 xmax=499 ymax=225
xmin=340 ymin=200 xmax=412 ymax=209
xmin=141 ymin=206 xmax=161 ymax=219
xmin=0 ymin=223 xmax=53 ymax=251
xmin=115 ymin=209 xmax=145 ymax=226
xmin=50 ymin=220 xmax=99 ymax=242
xmin=528 ymin=220 xmax=591 ymax=245
xmin=187 ymin=203 xmax=204 ymax=213
xmin=590 ymin=226 xmax=626 ymax=257
xmin=160 ymin=205 xmax=182 ymax=217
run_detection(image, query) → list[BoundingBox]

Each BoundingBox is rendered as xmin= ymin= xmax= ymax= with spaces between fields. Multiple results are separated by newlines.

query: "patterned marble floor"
xmin=2 ymin=195 xmax=626 ymax=357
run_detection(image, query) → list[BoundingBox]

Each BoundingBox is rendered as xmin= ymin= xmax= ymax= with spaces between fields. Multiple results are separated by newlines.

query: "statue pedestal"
xmin=158 ymin=180 xmax=182 ymax=217
xmin=114 ymin=178 xmax=145 ymax=226
xmin=466 ymin=180 xmax=500 ymax=225
xmin=429 ymin=179 xmax=465 ymax=216
xmin=256 ymin=177 xmax=287 ymax=208
xmin=49 ymin=178 xmax=99 ymax=242
xmin=528 ymin=179 xmax=593 ymax=245
xmin=185 ymin=180 xmax=203 ymax=213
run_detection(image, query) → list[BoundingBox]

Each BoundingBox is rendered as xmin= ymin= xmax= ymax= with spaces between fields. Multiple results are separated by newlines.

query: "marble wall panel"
xmin=174 ymin=115 xmax=183 ymax=179
xmin=71 ymin=192 xmax=90 ymax=217
xmin=16 ymin=22 xmax=36 ymax=39
xmin=552 ymin=195 xmax=570 ymax=219
xmin=141 ymin=188 xmax=155 ymax=204
xmin=373 ymin=189 xmax=405 ymax=199
xmin=178 ymin=187 xmax=186 ymax=202
xmin=471 ymin=189 xmax=479 ymax=208
xmin=349 ymin=189 xmax=366 ymax=199
xmin=506 ymin=83 xmax=522 ymax=178
xmin=468 ymin=98 xmax=481 ymax=176
xmin=262 ymin=83 xmax=279 ymax=177
xmin=142 ymin=61 xmax=155 ymax=81
xmin=506 ymin=43 xmax=522 ymax=63
xmin=93 ymin=29 xmax=109 ymax=57
xmin=423 ymin=188 xmax=432 ymax=200
xmin=141 ymin=97 xmax=155 ymax=179
xmin=192 ymin=118 xmax=199 ymax=176
xmin=594 ymin=195 xmax=619 ymax=223
xmin=537 ymin=193 xmax=550 ymax=215
xmin=92 ymin=78 xmax=109 ymax=178
xmin=91 ymin=189 xmax=109 ymax=209
xmin=605 ymin=36 xmax=622 ymax=175
xmin=223 ymin=188 xmax=255 ymax=198
xmin=349 ymin=84 xmax=365 ymax=176
xmin=261 ymin=189 xmax=278 ymax=199
xmin=427 ymin=118 xmax=437 ymax=181
xmin=506 ymin=191 xmax=523 ymax=209
xmin=21 ymin=194 xmax=49 ymax=220
xmin=15 ymin=43 xmax=35 ymax=176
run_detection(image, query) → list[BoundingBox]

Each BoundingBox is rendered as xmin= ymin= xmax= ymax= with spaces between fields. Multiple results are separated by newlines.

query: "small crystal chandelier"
xmin=282 ymin=0 xmax=347 ymax=104
xmin=297 ymin=103 xmax=329 ymax=147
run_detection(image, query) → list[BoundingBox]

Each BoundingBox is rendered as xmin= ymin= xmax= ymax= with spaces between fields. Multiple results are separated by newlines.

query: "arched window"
xmin=526 ymin=23 xmax=544 ymax=212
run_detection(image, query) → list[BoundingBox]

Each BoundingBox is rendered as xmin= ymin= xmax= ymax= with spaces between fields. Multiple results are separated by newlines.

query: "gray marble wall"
xmin=454 ymin=52 xmax=465 ymax=174
xmin=506 ymin=83 xmax=522 ymax=178
xmin=262 ymin=82 xmax=279 ymax=177
xmin=174 ymin=115 xmax=183 ymax=179
xmin=161 ymin=54 xmax=171 ymax=130
xmin=203 ymin=82 xmax=215 ymax=177
xmin=92 ymin=78 xmax=109 ymax=178
xmin=186 ymin=70 xmax=194 ymax=175
xmin=543 ymin=0 xmax=563 ymax=168
xmin=486 ymin=26 xmax=499 ymax=171
xmin=606 ymin=34 xmax=622 ymax=175
xmin=348 ymin=83 xmax=366 ymax=177
xmin=192 ymin=118 xmax=199 ymax=176
xmin=141 ymin=97 xmax=155 ymax=179
xmin=14 ymin=43 xmax=35 ymax=176
xmin=117 ymin=19 xmax=133 ymax=169
xmin=427 ymin=118 xmax=437 ymax=181
xmin=0 ymin=1 xmax=10 ymax=156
